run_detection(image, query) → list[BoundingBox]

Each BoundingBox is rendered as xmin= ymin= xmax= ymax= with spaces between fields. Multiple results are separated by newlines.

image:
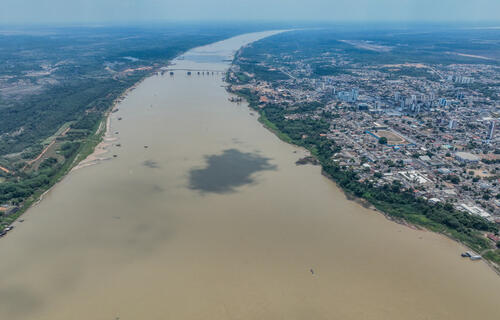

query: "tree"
xmin=449 ymin=175 xmax=460 ymax=184
xmin=378 ymin=137 xmax=388 ymax=145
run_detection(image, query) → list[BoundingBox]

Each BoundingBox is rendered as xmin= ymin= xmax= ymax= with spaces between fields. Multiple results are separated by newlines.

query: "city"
xmin=228 ymin=27 xmax=500 ymax=264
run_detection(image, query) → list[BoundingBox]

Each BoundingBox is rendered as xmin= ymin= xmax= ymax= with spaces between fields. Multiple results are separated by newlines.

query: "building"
xmin=394 ymin=92 xmax=400 ymax=101
xmin=351 ymin=88 xmax=358 ymax=102
xmin=358 ymin=103 xmax=370 ymax=111
xmin=459 ymin=204 xmax=491 ymax=220
xmin=399 ymin=170 xmax=432 ymax=185
xmin=488 ymin=121 xmax=495 ymax=140
xmin=455 ymin=152 xmax=479 ymax=163
xmin=0 ymin=205 xmax=19 ymax=216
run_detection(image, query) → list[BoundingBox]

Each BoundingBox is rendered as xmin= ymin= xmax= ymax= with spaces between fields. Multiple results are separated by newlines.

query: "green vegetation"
xmin=259 ymin=113 xmax=294 ymax=144
xmin=235 ymin=72 xmax=251 ymax=83
xmin=483 ymin=250 xmax=500 ymax=265
xmin=381 ymin=67 xmax=439 ymax=81
xmin=0 ymin=77 xmax=139 ymax=156
xmin=237 ymin=62 xmax=289 ymax=81
xmin=0 ymin=112 xmax=107 ymax=229
xmin=312 ymin=64 xmax=351 ymax=77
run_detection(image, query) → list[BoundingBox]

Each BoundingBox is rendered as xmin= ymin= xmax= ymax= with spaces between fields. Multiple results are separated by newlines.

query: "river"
xmin=0 ymin=31 xmax=499 ymax=320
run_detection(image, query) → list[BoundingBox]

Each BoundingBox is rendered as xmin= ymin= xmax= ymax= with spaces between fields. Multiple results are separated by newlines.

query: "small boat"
xmin=461 ymin=251 xmax=482 ymax=260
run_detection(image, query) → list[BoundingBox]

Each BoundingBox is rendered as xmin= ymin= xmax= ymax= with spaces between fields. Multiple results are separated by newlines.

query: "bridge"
xmin=163 ymin=68 xmax=226 ymax=74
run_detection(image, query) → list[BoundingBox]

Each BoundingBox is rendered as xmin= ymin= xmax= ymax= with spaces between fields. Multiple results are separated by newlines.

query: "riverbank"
xmin=71 ymin=78 xmax=146 ymax=171
xmin=1 ymin=29 xmax=269 ymax=234
xmin=226 ymin=84 xmax=500 ymax=275
xmin=0 ymin=71 xmax=155 ymax=233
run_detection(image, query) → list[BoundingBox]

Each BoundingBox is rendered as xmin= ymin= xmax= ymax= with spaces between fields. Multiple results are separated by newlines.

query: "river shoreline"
xmin=2 ymin=71 xmax=154 ymax=231
xmin=72 ymin=77 xmax=146 ymax=171
xmin=226 ymin=80 xmax=500 ymax=276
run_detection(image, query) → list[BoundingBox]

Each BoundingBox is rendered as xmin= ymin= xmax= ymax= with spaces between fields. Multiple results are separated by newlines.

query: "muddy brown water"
xmin=1 ymin=31 xmax=499 ymax=320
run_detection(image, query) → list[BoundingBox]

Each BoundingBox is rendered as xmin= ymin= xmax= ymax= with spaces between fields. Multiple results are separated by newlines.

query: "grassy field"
xmin=372 ymin=130 xmax=407 ymax=144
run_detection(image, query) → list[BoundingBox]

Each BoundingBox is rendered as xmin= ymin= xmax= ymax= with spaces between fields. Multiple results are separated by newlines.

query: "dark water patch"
xmin=151 ymin=184 xmax=164 ymax=193
xmin=143 ymin=160 xmax=160 ymax=169
xmin=188 ymin=149 xmax=276 ymax=194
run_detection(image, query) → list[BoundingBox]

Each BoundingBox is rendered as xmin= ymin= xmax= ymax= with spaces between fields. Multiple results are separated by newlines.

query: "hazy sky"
xmin=1 ymin=0 xmax=499 ymax=24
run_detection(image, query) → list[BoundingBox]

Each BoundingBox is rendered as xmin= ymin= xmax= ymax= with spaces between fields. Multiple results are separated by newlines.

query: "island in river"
xmin=0 ymin=31 xmax=499 ymax=320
